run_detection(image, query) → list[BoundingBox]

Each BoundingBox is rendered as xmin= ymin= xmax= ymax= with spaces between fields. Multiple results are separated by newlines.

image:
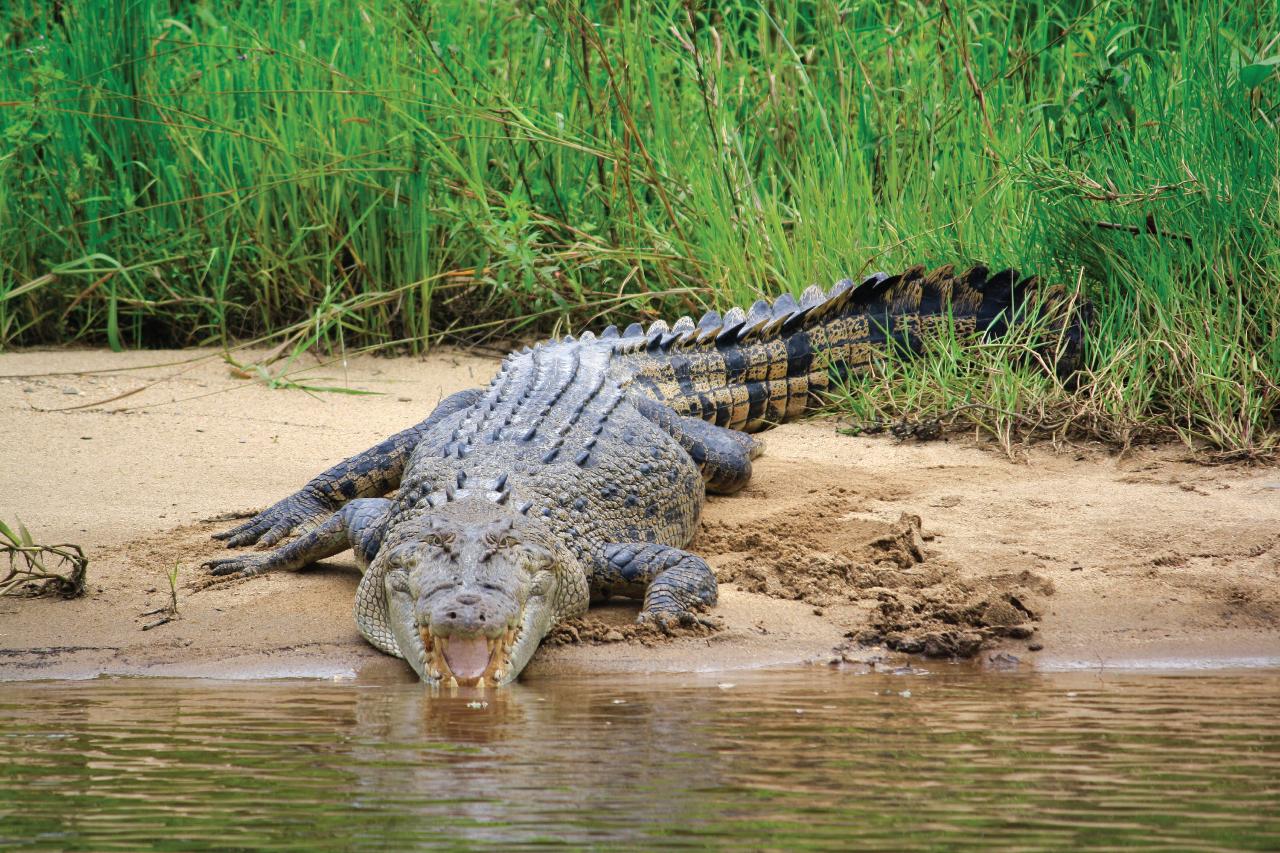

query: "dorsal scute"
xmin=846 ymin=272 xmax=892 ymax=309
xmin=799 ymin=284 xmax=825 ymax=308
xmin=983 ymin=267 xmax=1017 ymax=293
xmin=961 ymin=264 xmax=990 ymax=291
xmin=715 ymin=306 xmax=749 ymax=346
xmin=831 ymin=276 xmax=858 ymax=297
xmin=693 ymin=309 xmax=723 ymax=344
xmin=923 ymin=264 xmax=957 ymax=308
xmin=667 ymin=316 xmax=698 ymax=348
xmin=572 ymin=263 xmax=1026 ymax=356
xmin=646 ymin=319 xmax=668 ymax=343
xmin=644 ymin=319 xmax=669 ymax=351
xmin=958 ymin=265 xmax=997 ymax=313
xmin=805 ymin=278 xmax=853 ymax=321
xmin=738 ymin=298 xmax=777 ymax=342
xmin=887 ymin=265 xmax=927 ymax=313
xmin=771 ymin=292 xmax=798 ymax=318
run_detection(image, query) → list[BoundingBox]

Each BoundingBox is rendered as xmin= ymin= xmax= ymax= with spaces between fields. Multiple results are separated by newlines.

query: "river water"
xmin=2 ymin=667 xmax=1277 ymax=850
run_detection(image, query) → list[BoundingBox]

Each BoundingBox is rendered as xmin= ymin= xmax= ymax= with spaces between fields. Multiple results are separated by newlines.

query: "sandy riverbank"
xmin=1 ymin=347 xmax=1277 ymax=681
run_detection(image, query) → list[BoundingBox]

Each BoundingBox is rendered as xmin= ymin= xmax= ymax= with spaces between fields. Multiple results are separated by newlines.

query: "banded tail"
xmin=603 ymin=263 xmax=1086 ymax=433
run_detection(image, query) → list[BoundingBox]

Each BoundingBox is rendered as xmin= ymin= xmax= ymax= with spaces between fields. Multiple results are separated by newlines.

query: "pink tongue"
xmin=443 ymin=637 xmax=491 ymax=680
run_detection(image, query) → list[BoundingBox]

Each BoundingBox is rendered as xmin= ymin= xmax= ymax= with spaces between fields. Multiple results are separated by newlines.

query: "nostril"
xmin=447 ymin=611 xmax=458 ymax=620
xmin=479 ymin=614 xmax=486 ymax=622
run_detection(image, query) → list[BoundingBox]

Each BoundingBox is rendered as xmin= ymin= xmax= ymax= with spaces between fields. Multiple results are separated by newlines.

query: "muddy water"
xmin=1 ymin=668 xmax=1278 ymax=850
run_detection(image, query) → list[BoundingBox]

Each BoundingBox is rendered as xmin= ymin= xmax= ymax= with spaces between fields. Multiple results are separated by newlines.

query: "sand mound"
xmin=702 ymin=495 xmax=936 ymax=605
xmin=856 ymin=570 xmax=1053 ymax=658
xmin=699 ymin=493 xmax=1052 ymax=658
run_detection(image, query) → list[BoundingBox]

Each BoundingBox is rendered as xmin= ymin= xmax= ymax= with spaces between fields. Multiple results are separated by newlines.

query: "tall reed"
xmin=1 ymin=1 xmax=1276 ymax=453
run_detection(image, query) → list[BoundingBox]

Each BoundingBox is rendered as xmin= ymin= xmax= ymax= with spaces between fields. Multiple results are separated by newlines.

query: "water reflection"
xmin=1 ymin=669 xmax=1278 ymax=849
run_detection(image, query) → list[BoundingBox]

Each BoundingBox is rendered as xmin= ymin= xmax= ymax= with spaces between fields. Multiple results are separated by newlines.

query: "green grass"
xmin=1 ymin=1 xmax=1277 ymax=455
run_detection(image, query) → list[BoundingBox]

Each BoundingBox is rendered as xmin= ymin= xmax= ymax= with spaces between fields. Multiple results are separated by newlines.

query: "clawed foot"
xmin=201 ymin=552 xmax=278 ymax=579
xmin=637 ymin=609 xmax=719 ymax=636
xmin=212 ymin=489 xmax=332 ymax=548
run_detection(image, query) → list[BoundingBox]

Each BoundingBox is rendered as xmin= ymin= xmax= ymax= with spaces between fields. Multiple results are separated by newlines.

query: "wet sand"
xmin=1 ymin=347 xmax=1277 ymax=681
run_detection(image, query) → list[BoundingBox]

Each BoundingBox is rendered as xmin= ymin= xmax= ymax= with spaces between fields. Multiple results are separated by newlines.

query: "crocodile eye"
xmin=422 ymin=533 xmax=449 ymax=548
xmin=497 ymin=536 xmax=520 ymax=549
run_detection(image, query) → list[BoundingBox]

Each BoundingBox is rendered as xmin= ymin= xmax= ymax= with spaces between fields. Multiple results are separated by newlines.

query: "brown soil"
xmin=702 ymin=504 xmax=1053 ymax=657
xmin=546 ymin=610 xmax=722 ymax=647
xmin=1 ymin=346 xmax=1278 ymax=681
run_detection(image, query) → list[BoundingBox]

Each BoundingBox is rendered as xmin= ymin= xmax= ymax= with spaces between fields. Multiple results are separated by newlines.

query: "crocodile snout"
xmin=428 ymin=590 xmax=507 ymax=636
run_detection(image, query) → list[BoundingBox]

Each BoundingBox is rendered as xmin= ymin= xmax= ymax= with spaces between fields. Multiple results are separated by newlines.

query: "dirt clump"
xmin=700 ymin=493 xmax=1054 ymax=658
xmin=545 ymin=612 xmax=722 ymax=647
xmin=852 ymin=570 xmax=1054 ymax=658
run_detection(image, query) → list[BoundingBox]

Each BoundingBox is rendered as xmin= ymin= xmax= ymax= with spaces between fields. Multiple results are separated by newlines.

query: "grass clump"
xmin=0 ymin=1 xmax=1277 ymax=455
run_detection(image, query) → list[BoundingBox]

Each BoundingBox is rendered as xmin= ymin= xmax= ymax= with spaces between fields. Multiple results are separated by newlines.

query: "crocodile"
xmin=205 ymin=263 xmax=1083 ymax=686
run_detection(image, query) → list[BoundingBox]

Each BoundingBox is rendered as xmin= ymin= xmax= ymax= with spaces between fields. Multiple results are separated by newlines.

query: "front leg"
xmin=204 ymin=498 xmax=391 ymax=579
xmin=215 ymin=387 xmax=482 ymax=547
xmin=601 ymin=543 xmax=718 ymax=629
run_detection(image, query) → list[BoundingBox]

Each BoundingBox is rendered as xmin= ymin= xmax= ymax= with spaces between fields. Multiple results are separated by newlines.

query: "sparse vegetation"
xmin=140 ymin=560 xmax=181 ymax=629
xmin=1 ymin=1 xmax=1277 ymax=454
xmin=0 ymin=519 xmax=87 ymax=598
xmin=166 ymin=560 xmax=180 ymax=614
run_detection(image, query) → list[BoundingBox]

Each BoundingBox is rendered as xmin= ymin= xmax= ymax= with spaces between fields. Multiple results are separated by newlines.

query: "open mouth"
xmin=420 ymin=625 xmax=520 ymax=687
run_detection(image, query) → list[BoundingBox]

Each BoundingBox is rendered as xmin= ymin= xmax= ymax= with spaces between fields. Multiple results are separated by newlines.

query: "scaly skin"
xmin=205 ymin=264 xmax=1085 ymax=686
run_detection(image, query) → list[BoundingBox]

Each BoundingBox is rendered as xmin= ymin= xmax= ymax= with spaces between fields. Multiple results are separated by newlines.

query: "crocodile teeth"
xmin=423 ymin=624 xmax=522 ymax=687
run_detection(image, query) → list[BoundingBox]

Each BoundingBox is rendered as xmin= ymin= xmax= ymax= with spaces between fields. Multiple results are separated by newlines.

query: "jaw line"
xmin=503 ymin=597 xmax=552 ymax=684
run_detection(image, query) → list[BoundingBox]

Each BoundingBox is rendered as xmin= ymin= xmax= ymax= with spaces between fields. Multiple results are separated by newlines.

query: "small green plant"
xmin=140 ymin=560 xmax=181 ymax=630
xmin=0 ymin=519 xmax=87 ymax=599
xmin=166 ymin=560 xmax=180 ymax=615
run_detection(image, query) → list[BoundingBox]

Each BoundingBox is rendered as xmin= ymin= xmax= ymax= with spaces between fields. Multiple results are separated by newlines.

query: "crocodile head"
xmin=376 ymin=499 xmax=586 ymax=687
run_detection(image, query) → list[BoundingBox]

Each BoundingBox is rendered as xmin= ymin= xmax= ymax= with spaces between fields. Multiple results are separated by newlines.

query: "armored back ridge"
xmin=605 ymin=263 xmax=1083 ymax=433
xmin=205 ymin=262 xmax=1087 ymax=687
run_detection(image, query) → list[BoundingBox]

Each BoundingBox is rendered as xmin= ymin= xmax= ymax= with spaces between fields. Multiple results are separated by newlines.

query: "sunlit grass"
xmin=0 ymin=1 xmax=1276 ymax=454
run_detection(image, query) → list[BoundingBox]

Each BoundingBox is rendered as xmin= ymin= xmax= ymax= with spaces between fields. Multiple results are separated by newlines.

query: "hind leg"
xmin=673 ymin=416 xmax=762 ymax=494
xmin=635 ymin=398 xmax=763 ymax=494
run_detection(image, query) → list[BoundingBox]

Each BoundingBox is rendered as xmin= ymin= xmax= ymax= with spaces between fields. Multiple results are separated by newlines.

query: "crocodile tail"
xmin=605 ymin=263 xmax=1087 ymax=433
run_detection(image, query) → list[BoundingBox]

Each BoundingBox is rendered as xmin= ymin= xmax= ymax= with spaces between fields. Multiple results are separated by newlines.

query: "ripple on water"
xmin=0 ymin=669 xmax=1278 ymax=850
